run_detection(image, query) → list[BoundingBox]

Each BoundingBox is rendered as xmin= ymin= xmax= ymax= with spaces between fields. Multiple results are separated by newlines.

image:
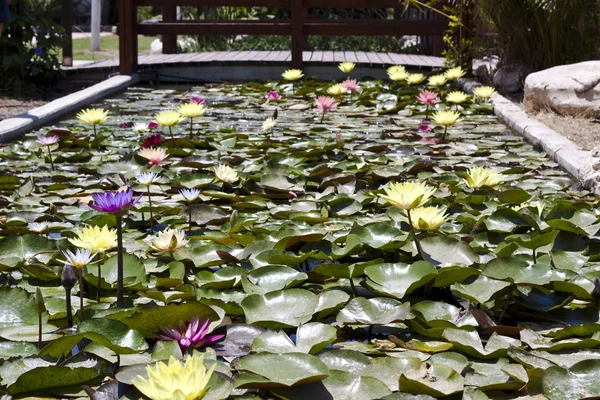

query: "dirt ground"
xmin=0 ymin=98 xmax=46 ymax=121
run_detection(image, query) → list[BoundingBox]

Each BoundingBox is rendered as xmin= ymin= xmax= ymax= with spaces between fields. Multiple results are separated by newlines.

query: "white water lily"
xmin=214 ymin=164 xmax=239 ymax=183
xmin=149 ymin=229 xmax=190 ymax=255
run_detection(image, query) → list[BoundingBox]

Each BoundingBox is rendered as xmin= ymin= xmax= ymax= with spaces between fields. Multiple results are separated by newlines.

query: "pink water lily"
xmin=148 ymin=121 xmax=159 ymax=130
xmin=264 ymin=91 xmax=281 ymax=101
xmin=191 ymin=97 xmax=204 ymax=104
xmin=315 ymin=96 xmax=339 ymax=123
xmin=156 ymin=316 xmax=225 ymax=353
xmin=417 ymin=90 xmax=441 ymax=120
xmin=341 ymin=79 xmax=361 ymax=94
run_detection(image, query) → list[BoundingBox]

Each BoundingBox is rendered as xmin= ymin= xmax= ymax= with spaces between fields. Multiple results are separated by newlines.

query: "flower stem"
xmin=97 ymin=252 xmax=105 ymax=302
xmin=168 ymin=126 xmax=174 ymax=142
xmin=47 ymin=146 xmax=55 ymax=171
xmin=116 ymin=215 xmax=124 ymax=308
xmin=441 ymin=125 xmax=448 ymax=143
xmin=407 ymin=210 xmax=425 ymax=260
xmin=425 ymin=105 xmax=429 ymax=120
xmin=93 ymin=124 xmax=99 ymax=148
xmin=189 ymin=118 xmax=193 ymax=138
xmin=65 ymin=288 xmax=73 ymax=328
xmin=188 ymin=203 xmax=193 ymax=235
xmin=78 ymin=270 xmax=85 ymax=321
xmin=38 ymin=312 xmax=42 ymax=348
xmin=147 ymin=187 xmax=154 ymax=233
xmin=320 ymin=112 xmax=325 ymax=124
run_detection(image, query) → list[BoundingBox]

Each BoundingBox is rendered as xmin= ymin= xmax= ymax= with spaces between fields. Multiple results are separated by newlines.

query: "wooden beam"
xmin=139 ymin=20 xmax=293 ymax=36
xmin=119 ymin=0 xmax=138 ymax=74
xmin=304 ymin=20 xmax=447 ymax=36
xmin=290 ymin=0 xmax=305 ymax=69
xmin=138 ymin=0 xmax=289 ymax=5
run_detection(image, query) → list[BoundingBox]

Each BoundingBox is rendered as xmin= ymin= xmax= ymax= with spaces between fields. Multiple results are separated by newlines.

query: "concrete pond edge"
xmin=459 ymin=78 xmax=599 ymax=194
xmin=0 ymin=74 xmax=140 ymax=143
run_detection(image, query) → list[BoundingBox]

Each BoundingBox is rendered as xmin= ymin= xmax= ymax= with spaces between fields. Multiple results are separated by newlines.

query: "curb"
xmin=458 ymin=78 xmax=597 ymax=193
xmin=0 ymin=74 xmax=139 ymax=143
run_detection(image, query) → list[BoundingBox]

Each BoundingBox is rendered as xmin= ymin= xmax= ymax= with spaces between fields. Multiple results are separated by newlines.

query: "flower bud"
xmin=61 ymin=264 xmax=77 ymax=290
xmin=35 ymin=287 xmax=46 ymax=314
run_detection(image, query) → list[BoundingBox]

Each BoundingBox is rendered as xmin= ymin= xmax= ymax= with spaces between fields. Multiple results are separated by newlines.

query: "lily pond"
xmin=0 ymin=69 xmax=598 ymax=400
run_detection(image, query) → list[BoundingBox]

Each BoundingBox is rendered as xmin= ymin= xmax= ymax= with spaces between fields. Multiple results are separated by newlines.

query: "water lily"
xmin=36 ymin=135 xmax=59 ymax=171
xmin=29 ymin=222 xmax=49 ymax=235
xmin=119 ymin=121 xmax=133 ymax=128
xmin=387 ymin=65 xmax=408 ymax=81
xmin=137 ymin=172 xmax=160 ymax=233
xmin=154 ymin=111 xmax=183 ymax=141
xmin=156 ymin=316 xmax=224 ymax=353
xmin=69 ymin=225 xmax=117 ymax=254
xmin=148 ymin=121 xmax=159 ymax=130
xmin=445 ymin=66 xmax=466 ymax=80
xmin=406 ymin=73 xmax=426 ymax=85
xmin=464 ymin=167 xmax=503 ymax=189
xmin=262 ymin=117 xmax=277 ymax=134
xmin=214 ymin=164 xmax=239 ymax=184
xmin=180 ymin=188 xmax=201 ymax=234
xmin=60 ymin=248 xmax=96 ymax=319
xmin=69 ymin=225 xmax=118 ymax=301
xmin=138 ymin=147 xmax=170 ymax=166
xmin=513 ymin=200 xmax=545 ymax=217
xmin=132 ymin=353 xmax=215 ymax=400
xmin=282 ymin=69 xmax=303 ymax=81
xmin=446 ymin=91 xmax=469 ymax=107
xmin=379 ymin=181 xmax=436 ymax=211
xmin=282 ymin=69 xmax=304 ymax=95
xmin=133 ymin=122 xmax=149 ymax=133
xmin=327 ymin=83 xmax=346 ymax=96
xmin=264 ymin=91 xmax=281 ymax=102
xmin=76 ymin=108 xmax=109 ymax=148
xmin=341 ymin=79 xmax=361 ymax=94
xmin=473 ymin=86 xmax=496 ymax=101
xmin=417 ymin=90 xmax=441 ymax=119
xmin=89 ymin=188 xmax=141 ymax=307
xmin=142 ymin=133 xmax=164 ymax=148
xmin=149 ymin=228 xmax=190 ymax=255
xmin=427 ymin=74 xmax=448 ymax=87
xmin=191 ymin=97 xmax=204 ymax=104
xmin=409 ymin=206 xmax=448 ymax=231
xmin=431 ymin=110 xmax=462 ymax=142
xmin=315 ymin=96 xmax=339 ymax=123
xmin=177 ymin=103 xmax=206 ymax=138
xmin=338 ymin=61 xmax=356 ymax=74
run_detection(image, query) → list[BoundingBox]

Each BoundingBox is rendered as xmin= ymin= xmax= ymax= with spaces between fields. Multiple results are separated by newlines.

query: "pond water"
xmin=0 ymin=77 xmax=597 ymax=399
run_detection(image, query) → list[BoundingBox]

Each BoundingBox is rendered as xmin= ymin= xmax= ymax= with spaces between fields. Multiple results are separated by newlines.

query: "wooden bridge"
xmin=63 ymin=1 xmax=465 ymax=79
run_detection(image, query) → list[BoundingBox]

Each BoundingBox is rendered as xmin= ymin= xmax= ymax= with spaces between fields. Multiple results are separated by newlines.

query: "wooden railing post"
xmin=162 ymin=7 xmax=178 ymax=54
xmin=291 ymin=0 xmax=306 ymax=69
xmin=119 ymin=0 xmax=138 ymax=75
xmin=61 ymin=0 xmax=73 ymax=67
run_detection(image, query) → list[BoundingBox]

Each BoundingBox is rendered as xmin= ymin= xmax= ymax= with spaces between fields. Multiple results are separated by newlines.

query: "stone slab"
xmin=459 ymin=78 xmax=598 ymax=193
xmin=0 ymin=74 xmax=139 ymax=142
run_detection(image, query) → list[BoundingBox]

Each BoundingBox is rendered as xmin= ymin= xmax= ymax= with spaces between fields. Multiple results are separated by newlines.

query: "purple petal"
xmin=202 ymin=333 xmax=225 ymax=346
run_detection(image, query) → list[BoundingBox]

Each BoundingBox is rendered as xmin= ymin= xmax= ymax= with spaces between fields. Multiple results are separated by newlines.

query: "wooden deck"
xmin=65 ymin=50 xmax=445 ymax=72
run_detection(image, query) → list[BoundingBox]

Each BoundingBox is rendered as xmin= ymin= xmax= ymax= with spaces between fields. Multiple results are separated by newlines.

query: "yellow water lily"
xmin=432 ymin=110 xmax=462 ymax=127
xmin=464 ymin=167 xmax=503 ymax=188
xmin=177 ymin=103 xmax=206 ymax=119
xmin=446 ymin=91 xmax=469 ymax=104
xmin=282 ymin=69 xmax=304 ymax=81
xmin=387 ymin=65 xmax=409 ymax=82
xmin=154 ymin=111 xmax=183 ymax=127
xmin=327 ymin=83 xmax=346 ymax=96
xmin=132 ymin=352 xmax=215 ymax=400
xmin=473 ymin=86 xmax=496 ymax=101
xmin=406 ymin=73 xmax=426 ymax=85
xmin=409 ymin=206 xmax=448 ymax=231
xmin=76 ymin=108 xmax=109 ymax=125
xmin=262 ymin=117 xmax=277 ymax=133
xmin=69 ymin=225 xmax=117 ymax=253
xmin=379 ymin=181 xmax=436 ymax=211
xmin=338 ymin=62 xmax=356 ymax=74
xmin=149 ymin=228 xmax=190 ymax=255
xmin=445 ymin=66 xmax=466 ymax=80
xmin=214 ymin=164 xmax=239 ymax=183
xmin=427 ymin=74 xmax=448 ymax=87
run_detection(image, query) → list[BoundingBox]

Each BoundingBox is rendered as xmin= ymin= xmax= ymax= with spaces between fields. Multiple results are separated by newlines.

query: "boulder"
xmin=493 ymin=64 xmax=531 ymax=96
xmin=524 ymin=61 xmax=600 ymax=117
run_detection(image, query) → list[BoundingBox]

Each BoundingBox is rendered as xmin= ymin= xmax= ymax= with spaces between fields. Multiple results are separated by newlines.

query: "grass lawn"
xmin=65 ymin=35 xmax=156 ymax=61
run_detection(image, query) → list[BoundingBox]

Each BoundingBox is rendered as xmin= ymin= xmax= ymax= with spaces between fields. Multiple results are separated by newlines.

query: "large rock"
xmin=493 ymin=64 xmax=531 ymax=96
xmin=524 ymin=61 xmax=600 ymax=117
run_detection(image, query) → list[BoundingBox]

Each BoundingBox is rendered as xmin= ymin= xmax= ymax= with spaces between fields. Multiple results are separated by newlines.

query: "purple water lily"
xmin=191 ymin=97 xmax=205 ymax=104
xmin=89 ymin=188 xmax=142 ymax=215
xmin=156 ymin=316 xmax=224 ymax=353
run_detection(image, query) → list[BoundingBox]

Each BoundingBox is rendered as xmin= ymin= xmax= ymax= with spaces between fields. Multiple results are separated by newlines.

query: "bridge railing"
xmin=118 ymin=0 xmax=454 ymax=75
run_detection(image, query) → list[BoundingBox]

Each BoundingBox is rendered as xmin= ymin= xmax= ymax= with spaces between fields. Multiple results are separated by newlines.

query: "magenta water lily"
xmin=156 ymin=316 xmax=224 ymax=353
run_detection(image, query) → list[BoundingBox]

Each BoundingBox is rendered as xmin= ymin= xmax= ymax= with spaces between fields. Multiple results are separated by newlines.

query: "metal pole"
xmin=91 ymin=0 xmax=102 ymax=51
